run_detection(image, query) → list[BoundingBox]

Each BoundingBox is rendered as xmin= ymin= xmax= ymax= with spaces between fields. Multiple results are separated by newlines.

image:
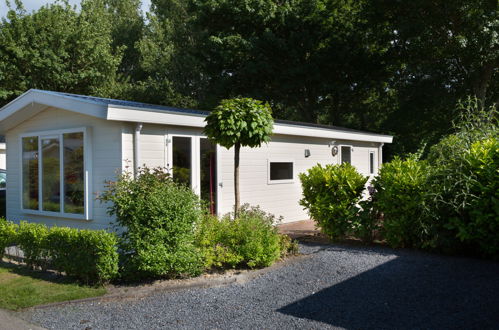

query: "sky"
xmin=0 ymin=0 xmax=152 ymax=17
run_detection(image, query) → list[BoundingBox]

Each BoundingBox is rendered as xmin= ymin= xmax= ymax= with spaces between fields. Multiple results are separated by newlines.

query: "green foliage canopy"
xmin=0 ymin=0 xmax=123 ymax=102
xmin=204 ymin=98 xmax=274 ymax=149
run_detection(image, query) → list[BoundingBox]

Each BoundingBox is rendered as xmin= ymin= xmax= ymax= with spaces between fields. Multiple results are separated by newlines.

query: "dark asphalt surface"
xmin=19 ymin=242 xmax=499 ymax=329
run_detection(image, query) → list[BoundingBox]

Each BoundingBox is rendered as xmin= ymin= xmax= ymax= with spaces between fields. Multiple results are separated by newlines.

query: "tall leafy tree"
xmin=369 ymin=0 xmax=498 ymax=155
xmin=204 ymin=98 xmax=273 ymax=215
xmin=0 ymin=0 xmax=123 ymax=105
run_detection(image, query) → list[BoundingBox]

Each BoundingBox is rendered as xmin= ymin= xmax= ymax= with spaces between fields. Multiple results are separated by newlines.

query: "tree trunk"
xmin=474 ymin=61 xmax=494 ymax=107
xmin=234 ymin=142 xmax=240 ymax=217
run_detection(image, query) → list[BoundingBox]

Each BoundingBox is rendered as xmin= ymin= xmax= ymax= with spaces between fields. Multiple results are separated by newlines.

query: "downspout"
xmin=134 ymin=123 xmax=143 ymax=177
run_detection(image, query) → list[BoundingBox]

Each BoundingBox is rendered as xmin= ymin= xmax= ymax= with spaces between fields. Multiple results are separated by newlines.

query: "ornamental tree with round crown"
xmin=204 ymin=98 xmax=274 ymax=216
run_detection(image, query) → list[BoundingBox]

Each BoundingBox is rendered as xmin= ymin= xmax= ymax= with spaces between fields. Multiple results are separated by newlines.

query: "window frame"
xmin=19 ymin=127 xmax=92 ymax=220
xmin=267 ymin=159 xmax=295 ymax=184
xmin=339 ymin=145 xmax=352 ymax=165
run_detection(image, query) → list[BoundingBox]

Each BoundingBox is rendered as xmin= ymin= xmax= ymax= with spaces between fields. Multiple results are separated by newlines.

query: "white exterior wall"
xmin=120 ymin=126 xmax=382 ymax=223
xmin=218 ymin=135 xmax=381 ymax=223
xmin=6 ymin=107 xmax=123 ymax=230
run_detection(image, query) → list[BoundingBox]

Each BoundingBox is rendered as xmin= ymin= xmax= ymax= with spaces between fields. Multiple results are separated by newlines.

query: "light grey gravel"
xmin=19 ymin=243 xmax=499 ymax=330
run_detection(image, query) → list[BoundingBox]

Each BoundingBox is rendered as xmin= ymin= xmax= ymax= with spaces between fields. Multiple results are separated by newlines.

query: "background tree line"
xmin=1 ymin=0 xmax=497 ymax=157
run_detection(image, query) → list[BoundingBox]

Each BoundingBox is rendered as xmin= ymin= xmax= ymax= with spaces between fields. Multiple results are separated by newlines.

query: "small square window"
xmin=341 ymin=146 xmax=351 ymax=164
xmin=269 ymin=162 xmax=293 ymax=182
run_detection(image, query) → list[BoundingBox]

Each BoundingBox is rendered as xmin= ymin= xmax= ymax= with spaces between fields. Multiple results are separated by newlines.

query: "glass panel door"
xmin=200 ymin=138 xmax=217 ymax=214
xmin=172 ymin=136 xmax=192 ymax=186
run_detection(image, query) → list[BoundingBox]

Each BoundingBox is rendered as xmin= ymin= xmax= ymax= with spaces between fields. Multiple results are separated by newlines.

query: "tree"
xmin=0 ymin=0 xmax=123 ymax=105
xmin=204 ymin=98 xmax=274 ymax=215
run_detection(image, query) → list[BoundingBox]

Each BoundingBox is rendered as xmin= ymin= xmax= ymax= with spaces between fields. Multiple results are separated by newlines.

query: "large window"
xmin=21 ymin=129 xmax=87 ymax=217
xmin=268 ymin=161 xmax=294 ymax=183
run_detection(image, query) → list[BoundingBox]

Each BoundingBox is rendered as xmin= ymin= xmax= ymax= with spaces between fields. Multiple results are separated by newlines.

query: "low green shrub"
xmin=47 ymin=227 xmax=119 ymax=284
xmin=14 ymin=222 xmax=118 ymax=283
xmin=196 ymin=205 xmax=286 ymax=269
xmin=17 ymin=221 xmax=50 ymax=269
xmin=0 ymin=218 xmax=18 ymax=258
xmin=299 ymin=163 xmax=368 ymax=240
xmin=99 ymin=167 xmax=203 ymax=280
xmin=371 ymin=157 xmax=430 ymax=248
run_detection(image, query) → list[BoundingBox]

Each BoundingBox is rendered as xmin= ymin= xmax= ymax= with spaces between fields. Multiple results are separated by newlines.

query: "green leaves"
xmin=98 ymin=166 xmax=204 ymax=280
xmin=299 ymin=163 xmax=368 ymax=240
xmin=371 ymin=157 xmax=430 ymax=248
xmin=7 ymin=220 xmax=119 ymax=284
xmin=204 ymin=97 xmax=274 ymax=149
xmin=195 ymin=205 xmax=284 ymax=269
xmin=0 ymin=0 xmax=123 ymax=104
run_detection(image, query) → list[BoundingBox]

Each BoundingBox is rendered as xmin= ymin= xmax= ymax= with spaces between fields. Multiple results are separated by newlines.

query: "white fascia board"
xmin=106 ymin=105 xmax=207 ymax=127
xmin=0 ymin=90 xmax=107 ymax=120
xmin=0 ymin=90 xmax=107 ymax=133
xmin=106 ymin=105 xmax=393 ymax=144
xmin=273 ymin=123 xmax=393 ymax=143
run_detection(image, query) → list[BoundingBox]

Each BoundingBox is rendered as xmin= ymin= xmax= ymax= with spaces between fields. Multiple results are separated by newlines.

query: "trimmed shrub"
xmin=17 ymin=221 xmax=50 ymax=269
xmin=47 ymin=227 xmax=119 ymax=284
xmin=0 ymin=218 xmax=18 ymax=258
xmin=14 ymin=222 xmax=119 ymax=283
xmin=371 ymin=157 xmax=430 ymax=248
xmin=299 ymin=163 xmax=368 ymax=240
xmin=196 ymin=205 xmax=286 ymax=269
xmin=99 ymin=167 xmax=203 ymax=280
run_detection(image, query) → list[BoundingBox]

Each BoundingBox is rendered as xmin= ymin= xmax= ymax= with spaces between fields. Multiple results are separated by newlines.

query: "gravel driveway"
xmin=19 ymin=242 xmax=499 ymax=329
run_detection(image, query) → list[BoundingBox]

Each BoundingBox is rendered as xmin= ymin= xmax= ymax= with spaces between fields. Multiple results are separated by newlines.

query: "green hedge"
xmin=47 ymin=227 xmax=119 ymax=283
xmin=2 ymin=220 xmax=118 ymax=284
xmin=0 ymin=218 xmax=17 ymax=258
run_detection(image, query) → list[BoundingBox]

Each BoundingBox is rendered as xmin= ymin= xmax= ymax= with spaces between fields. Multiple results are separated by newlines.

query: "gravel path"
xmin=19 ymin=243 xmax=499 ymax=329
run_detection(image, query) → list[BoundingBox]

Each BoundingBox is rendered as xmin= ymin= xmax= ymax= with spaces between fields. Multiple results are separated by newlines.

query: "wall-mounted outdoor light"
xmin=304 ymin=149 xmax=311 ymax=158
xmin=331 ymin=146 xmax=338 ymax=156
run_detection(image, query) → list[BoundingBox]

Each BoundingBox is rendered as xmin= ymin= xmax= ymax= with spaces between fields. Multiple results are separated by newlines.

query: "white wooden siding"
xmin=5 ymin=107 xmax=123 ymax=230
xmin=218 ymin=135 xmax=380 ymax=223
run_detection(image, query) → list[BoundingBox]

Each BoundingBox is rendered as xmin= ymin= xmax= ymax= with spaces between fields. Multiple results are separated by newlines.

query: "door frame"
xmin=166 ymin=129 xmax=221 ymax=215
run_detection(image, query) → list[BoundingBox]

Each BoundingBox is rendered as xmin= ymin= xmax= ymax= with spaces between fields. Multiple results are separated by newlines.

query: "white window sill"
xmin=21 ymin=209 xmax=89 ymax=221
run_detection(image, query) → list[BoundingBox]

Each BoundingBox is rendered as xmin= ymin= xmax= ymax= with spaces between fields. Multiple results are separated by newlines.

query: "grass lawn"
xmin=0 ymin=261 xmax=106 ymax=310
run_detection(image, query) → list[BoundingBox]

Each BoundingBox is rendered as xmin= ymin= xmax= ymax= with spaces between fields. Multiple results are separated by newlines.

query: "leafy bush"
xmin=0 ymin=218 xmax=17 ymax=258
xmin=371 ymin=157 xmax=430 ymax=248
xmin=17 ymin=221 xmax=50 ymax=269
xmin=47 ymin=227 xmax=119 ymax=284
xmin=423 ymin=100 xmax=498 ymax=256
xmin=99 ymin=167 xmax=203 ymax=280
xmin=299 ymin=163 xmax=368 ymax=240
xmin=461 ymin=138 xmax=499 ymax=256
xmin=196 ymin=205 xmax=286 ymax=269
